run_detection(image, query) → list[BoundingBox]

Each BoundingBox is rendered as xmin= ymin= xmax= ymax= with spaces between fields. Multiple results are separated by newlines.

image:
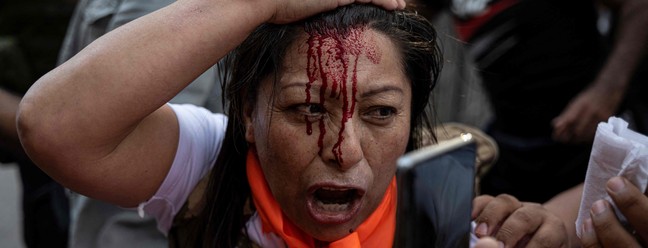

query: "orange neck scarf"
xmin=246 ymin=149 xmax=397 ymax=248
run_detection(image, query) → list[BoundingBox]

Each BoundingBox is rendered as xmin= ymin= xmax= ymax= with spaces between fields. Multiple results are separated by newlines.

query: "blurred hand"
xmin=580 ymin=176 xmax=648 ymax=247
xmin=473 ymin=194 xmax=570 ymax=247
xmin=552 ymin=85 xmax=622 ymax=144
xmin=475 ymin=237 xmax=503 ymax=248
xmin=267 ymin=0 xmax=406 ymax=23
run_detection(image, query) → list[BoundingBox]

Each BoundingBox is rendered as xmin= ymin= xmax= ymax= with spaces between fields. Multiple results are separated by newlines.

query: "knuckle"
xmin=477 ymin=194 xmax=494 ymax=200
xmin=495 ymin=194 xmax=520 ymax=206
xmin=527 ymin=233 xmax=568 ymax=248
xmin=494 ymin=226 xmax=516 ymax=241
xmin=532 ymin=226 xmax=568 ymax=248
xmin=524 ymin=202 xmax=543 ymax=209
xmin=511 ymin=208 xmax=535 ymax=224
xmin=531 ymin=235 xmax=563 ymax=248
xmin=475 ymin=194 xmax=494 ymax=203
xmin=475 ymin=216 xmax=489 ymax=224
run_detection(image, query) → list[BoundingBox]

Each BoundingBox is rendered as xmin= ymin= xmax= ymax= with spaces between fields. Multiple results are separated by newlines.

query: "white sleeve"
xmin=137 ymin=103 xmax=227 ymax=235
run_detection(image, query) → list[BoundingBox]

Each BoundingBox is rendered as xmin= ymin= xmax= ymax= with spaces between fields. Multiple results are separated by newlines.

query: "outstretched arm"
xmin=552 ymin=0 xmax=648 ymax=143
xmin=543 ymin=184 xmax=584 ymax=248
xmin=17 ymin=0 xmax=405 ymax=207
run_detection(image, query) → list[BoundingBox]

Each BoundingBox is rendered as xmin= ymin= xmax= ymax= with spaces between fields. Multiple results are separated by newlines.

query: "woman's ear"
xmin=244 ymin=102 xmax=256 ymax=143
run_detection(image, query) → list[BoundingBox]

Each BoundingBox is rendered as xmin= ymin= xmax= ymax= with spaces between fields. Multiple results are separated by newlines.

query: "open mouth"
xmin=307 ymin=186 xmax=364 ymax=224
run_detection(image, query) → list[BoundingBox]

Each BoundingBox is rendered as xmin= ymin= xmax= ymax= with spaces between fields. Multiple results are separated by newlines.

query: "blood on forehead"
xmin=302 ymin=26 xmax=382 ymax=164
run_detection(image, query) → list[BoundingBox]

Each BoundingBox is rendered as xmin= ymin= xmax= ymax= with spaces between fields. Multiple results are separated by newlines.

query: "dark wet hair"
xmin=193 ymin=4 xmax=441 ymax=247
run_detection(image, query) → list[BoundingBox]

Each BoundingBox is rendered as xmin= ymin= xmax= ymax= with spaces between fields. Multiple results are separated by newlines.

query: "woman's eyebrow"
xmin=280 ymin=82 xmax=321 ymax=92
xmin=279 ymin=83 xmax=403 ymax=98
xmin=280 ymin=82 xmax=307 ymax=90
xmin=360 ymin=85 xmax=403 ymax=98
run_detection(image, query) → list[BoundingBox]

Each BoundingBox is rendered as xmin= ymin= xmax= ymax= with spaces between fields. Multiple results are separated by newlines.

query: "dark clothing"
xmin=19 ymin=160 xmax=70 ymax=248
xmin=0 ymin=1 xmax=77 ymax=93
xmin=481 ymin=129 xmax=592 ymax=202
xmin=0 ymin=148 xmax=70 ymax=248
xmin=0 ymin=1 xmax=76 ymax=247
xmin=456 ymin=0 xmax=603 ymax=202
xmin=462 ymin=0 xmax=603 ymax=137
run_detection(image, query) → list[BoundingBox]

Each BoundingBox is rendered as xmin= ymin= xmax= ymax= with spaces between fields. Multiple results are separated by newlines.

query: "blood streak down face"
xmin=244 ymin=26 xmax=411 ymax=242
xmin=304 ymin=27 xmax=381 ymax=163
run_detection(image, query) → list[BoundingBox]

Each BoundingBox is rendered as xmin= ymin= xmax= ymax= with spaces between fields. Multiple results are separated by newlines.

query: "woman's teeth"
xmin=314 ymin=188 xmax=357 ymax=211
xmin=315 ymin=201 xmax=351 ymax=211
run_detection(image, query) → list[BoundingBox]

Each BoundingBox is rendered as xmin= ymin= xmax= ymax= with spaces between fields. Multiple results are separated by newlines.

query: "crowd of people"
xmin=1 ymin=0 xmax=647 ymax=247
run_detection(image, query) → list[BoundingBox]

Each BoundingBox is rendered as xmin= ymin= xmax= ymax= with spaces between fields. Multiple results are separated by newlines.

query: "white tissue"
xmin=575 ymin=117 xmax=648 ymax=237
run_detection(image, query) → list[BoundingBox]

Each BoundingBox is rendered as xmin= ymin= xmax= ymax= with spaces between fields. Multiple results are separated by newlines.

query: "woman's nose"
xmin=323 ymin=120 xmax=364 ymax=171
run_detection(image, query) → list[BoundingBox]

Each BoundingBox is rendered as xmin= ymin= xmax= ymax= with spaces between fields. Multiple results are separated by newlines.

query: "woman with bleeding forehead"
xmin=17 ymin=0 xmax=569 ymax=247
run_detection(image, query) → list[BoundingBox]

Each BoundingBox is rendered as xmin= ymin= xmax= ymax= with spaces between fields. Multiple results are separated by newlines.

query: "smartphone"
xmin=394 ymin=133 xmax=476 ymax=248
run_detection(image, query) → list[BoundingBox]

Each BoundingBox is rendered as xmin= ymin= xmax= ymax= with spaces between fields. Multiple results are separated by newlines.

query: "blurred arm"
xmin=552 ymin=0 xmax=648 ymax=143
xmin=543 ymin=183 xmax=583 ymax=248
xmin=17 ymin=0 xmax=284 ymax=207
xmin=595 ymin=0 xmax=648 ymax=92
xmin=0 ymin=88 xmax=22 ymax=154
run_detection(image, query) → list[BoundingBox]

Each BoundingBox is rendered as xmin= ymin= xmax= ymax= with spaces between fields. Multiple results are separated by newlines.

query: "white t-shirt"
xmin=137 ymin=103 xmax=478 ymax=247
xmin=138 ymin=103 xmax=227 ymax=234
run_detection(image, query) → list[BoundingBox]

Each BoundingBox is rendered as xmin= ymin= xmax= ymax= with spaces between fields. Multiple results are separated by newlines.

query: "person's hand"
xmin=552 ymin=85 xmax=622 ymax=144
xmin=475 ymin=237 xmax=503 ymax=248
xmin=472 ymin=194 xmax=570 ymax=247
xmin=267 ymin=0 xmax=406 ymax=24
xmin=580 ymin=176 xmax=648 ymax=247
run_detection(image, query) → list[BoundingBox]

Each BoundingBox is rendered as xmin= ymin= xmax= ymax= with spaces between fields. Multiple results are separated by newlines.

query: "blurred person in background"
xmin=410 ymin=0 xmax=648 ymax=203
xmin=0 ymin=0 xmax=77 ymax=247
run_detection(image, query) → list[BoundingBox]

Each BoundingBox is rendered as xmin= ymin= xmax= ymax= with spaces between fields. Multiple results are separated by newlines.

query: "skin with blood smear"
xmin=305 ymin=27 xmax=382 ymax=163
xmin=244 ymin=26 xmax=411 ymax=242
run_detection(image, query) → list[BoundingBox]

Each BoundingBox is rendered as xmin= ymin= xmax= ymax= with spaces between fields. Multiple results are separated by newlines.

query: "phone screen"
xmin=394 ymin=136 xmax=476 ymax=248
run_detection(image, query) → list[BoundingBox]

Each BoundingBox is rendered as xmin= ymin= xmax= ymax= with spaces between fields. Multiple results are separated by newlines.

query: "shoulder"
xmin=139 ymin=104 xmax=228 ymax=234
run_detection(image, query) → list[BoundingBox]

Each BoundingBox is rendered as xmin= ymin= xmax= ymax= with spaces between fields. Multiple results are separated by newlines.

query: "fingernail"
xmin=498 ymin=241 xmax=505 ymax=248
xmin=591 ymin=200 xmax=607 ymax=216
xmin=608 ymin=177 xmax=625 ymax=193
xmin=476 ymin=222 xmax=488 ymax=236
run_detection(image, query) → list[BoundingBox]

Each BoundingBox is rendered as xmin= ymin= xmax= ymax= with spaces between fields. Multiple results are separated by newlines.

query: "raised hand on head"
xmin=267 ymin=0 xmax=406 ymax=23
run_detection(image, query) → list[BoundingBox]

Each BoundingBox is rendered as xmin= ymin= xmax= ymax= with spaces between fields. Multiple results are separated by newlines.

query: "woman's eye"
xmin=369 ymin=107 xmax=396 ymax=118
xmin=295 ymin=104 xmax=326 ymax=116
xmin=377 ymin=108 xmax=395 ymax=117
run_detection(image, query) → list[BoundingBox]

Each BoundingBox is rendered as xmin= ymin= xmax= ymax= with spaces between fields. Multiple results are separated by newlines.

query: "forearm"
xmin=591 ymin=0 xmax=648 ymax=94
xmin=18 ymin=0 xmax=270 ymax=165
xmin=15 ymin=0 xmax=405 ymax=206
xmin=16 ymin=0 xmax=274 ymax=205
xmin=543 ymin=183 xmax=584 ymax=248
